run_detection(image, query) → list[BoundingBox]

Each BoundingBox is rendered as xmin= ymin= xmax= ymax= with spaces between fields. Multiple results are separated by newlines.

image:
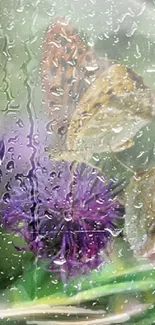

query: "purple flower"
xmin=0 ymin=156 xmax=124 ymax=277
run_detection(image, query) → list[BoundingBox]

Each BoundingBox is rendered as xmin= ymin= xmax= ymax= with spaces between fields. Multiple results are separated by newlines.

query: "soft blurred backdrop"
xmin=1 ymin=0 xmax=155 ymax=324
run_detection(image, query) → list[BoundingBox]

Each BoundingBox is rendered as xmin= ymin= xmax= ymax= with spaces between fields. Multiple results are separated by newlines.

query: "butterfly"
xmin=41 ymin=17 xmax=155 ymax=164
xmin=125 ymin=167 xmax=155 ymax=259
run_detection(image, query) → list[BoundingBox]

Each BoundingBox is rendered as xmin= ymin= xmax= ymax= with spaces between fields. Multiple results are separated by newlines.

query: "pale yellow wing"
xmin=67 ymin=64 xmax=154 ymax=155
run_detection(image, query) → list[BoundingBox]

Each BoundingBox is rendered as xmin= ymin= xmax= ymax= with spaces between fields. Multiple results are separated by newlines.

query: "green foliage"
xmin=1 ymin=240 xmax=155 ymax=323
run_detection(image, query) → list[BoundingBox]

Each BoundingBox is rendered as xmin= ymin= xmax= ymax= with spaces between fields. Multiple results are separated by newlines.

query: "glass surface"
xmin=0 ymin=0 xmax=155 ymax=324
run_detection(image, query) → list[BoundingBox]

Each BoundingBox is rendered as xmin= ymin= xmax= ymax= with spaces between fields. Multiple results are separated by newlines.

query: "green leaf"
xmin=0 ymin=302 xmax=152 ymax=324
xmin=4 ymin=261 xmax=63 ymax=304
xmin=66 ymin=260 xmax=155 ymax=296
xmin=0 ymin=230 xmax=32 ymax=289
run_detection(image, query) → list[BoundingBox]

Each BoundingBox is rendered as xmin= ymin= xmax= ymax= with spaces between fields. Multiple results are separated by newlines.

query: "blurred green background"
xmin=1 ymin=0 xmax=155 ymax=323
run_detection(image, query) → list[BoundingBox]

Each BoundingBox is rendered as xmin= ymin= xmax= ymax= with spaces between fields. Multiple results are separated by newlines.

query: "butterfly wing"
xmin=42 ymin=18 xmax=154 ymax=161
xmin=125 ymin=168 xmax=155 ymax=258
xmin=41 ymin=17 xmax=112 ymax=156
xmin=67 ymin=63 xmax=154 ymax=154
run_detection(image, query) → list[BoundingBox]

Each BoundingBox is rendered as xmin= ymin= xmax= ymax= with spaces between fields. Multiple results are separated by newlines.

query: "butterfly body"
xmin=41 ymin=17 xmax=155 ymax=164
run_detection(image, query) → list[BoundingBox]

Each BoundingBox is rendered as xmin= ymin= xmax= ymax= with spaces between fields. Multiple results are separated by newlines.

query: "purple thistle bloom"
xmin=0 ymin=111 xmax=124 ymax=278
xmin=0 ymin=151 xmax=124 ymax=277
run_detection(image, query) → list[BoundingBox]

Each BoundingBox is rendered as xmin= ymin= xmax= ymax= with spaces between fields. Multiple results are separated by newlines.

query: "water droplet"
xmin=15 ymin=173 xmax=24 ymax=184
xmin=44 ymin=211 xmax=53 ymax=220
xmin=3 ymin=192 xmax=10 ymax=203
xmin=50 ymin=86 xmax=64 ymax=96
xmin=137 ymin=2 xmax=146 ymax=16
xmin=8 ymin=147 xmax=14 ymax=153
xmin=92 ymin=154 xmax=100 ymax=162
xmin=105 ymin=227 xmax=122 ymax=237
xmin=64 ymin=213 xmax=72 ymax=222
xmin=126 ymin=21 xmax=138 ymax=37
xmin=5 ymin=182 xmax=11 ymax=191
xmin=42 ymin=167 xmax=47 ymax=174
xmin=58 ymin=171 xmax=63 ymax=178
xmin=6 ymin=160 xmax=14 ymax=172
xmin=7 ymin=22 xmax=14 ymax=31
xmin=0 ymin=169 xmax=2 ymax=182
xmin=0 ymin=140 xmax=5 ymax=165
xmin=58 ymin=125 xmax=67 ymax=137
xmin=87 ymin=24 xmax=94 ymax=32
xmin=87 ymin=38 xmax=95 ymax=47
xmin=85 ymin=65 xmax=98 ymax=72
xmin=96 ymin=198 xmax=105 ymax=205
xmin=8 ymin=136 xmax=18 ymax=144
xmin=10 ymin=286 xmax=18 ymax=291
xmin=118 ymin=11 xmax=134 ymax=23
xmin=33 ymin=134 xmax=39 ymax=145
xmin=49 ymin=171 xmax=56 ymax=179
xmin=46 ymin=121 xmax=54 ymax=134
xmin=16 ymin=4 xmax=24 ymax=12
xmin=16 ymin=118 xmax=24 ymax=128
xmin=52 ymin=185 xmax=60 ymax=191
xmin=112 ymin=126 xmax=123 ymax=133
xmin=54 ymin=258 xmax=66 ymax=266
xmin=134 ymin=203 xmax=143 ymax=209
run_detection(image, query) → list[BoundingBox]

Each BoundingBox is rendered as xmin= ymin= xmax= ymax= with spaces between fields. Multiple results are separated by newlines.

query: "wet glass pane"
xmin=0 ymin=0 xmax=155 ymax=324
